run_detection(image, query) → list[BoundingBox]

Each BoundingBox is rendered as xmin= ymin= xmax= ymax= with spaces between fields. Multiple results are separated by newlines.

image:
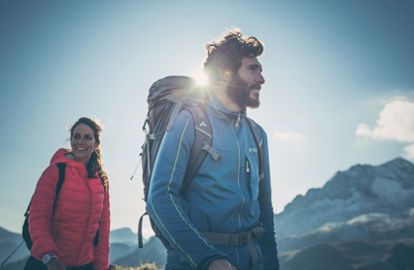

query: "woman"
xmin=25 ymin=117 xmax=110 ymax=270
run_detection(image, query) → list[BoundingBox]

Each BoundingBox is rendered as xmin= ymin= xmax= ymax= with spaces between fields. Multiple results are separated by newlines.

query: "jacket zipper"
xmin=76 ymin=175 xmax=93 ymax=264
xmin=235 ymin=113 xmax=241 ymax=127
xmin=231 ymin=119 xmax=245 ymax=268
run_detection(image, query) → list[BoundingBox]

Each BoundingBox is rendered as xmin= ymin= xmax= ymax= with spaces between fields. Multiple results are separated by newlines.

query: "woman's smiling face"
xmin=70 ymin=123 xmax=98 ymax=165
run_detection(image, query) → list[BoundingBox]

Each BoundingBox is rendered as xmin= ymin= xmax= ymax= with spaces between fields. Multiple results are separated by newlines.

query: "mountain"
xmin=109 ymin=228 xmax=139 ymax=262
xmin=0 ymin=257 xmax=27 ymax=270
xmin=0 ymin=226 xmax=139 ymax=266
xmin=276 ymin=157 xmax=414 ymax=270
xmin=282 ymin=243 xmax=356 ymax=270
xmin=0 ymin=227 xmax=21 ymax=246
xmin=110 ymin=227 xmax=138 ymax=246
xmin=276 ymin=157 xmax=414 ymax=240
xmin=280 ymin=241 xmax=414 ymax=270
xmin=0 ymin=227 xmax=29 ymax=265
xmin=386 ymin=243 xmax=414 ymax=270
xmin=110 ymin=243 xmax=136 ymax=263
xmin=278 ymin=209 xmax=414 ymax=252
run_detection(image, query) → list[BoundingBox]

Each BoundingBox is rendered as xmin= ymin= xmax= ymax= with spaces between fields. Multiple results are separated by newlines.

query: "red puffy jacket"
xmin=29 ymin=148 xmax=110 ymax=270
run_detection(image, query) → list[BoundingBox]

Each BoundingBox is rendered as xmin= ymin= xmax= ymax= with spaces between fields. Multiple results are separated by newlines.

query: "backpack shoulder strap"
xmin=180 ymin=104 xmax=213 ymax=194
xmin=24 ymin=163 xmax=66 ymax=216
xmin=54 ymin=163 xmax=66 ymax=211
xmin=246 ymin=118 xmax=265 ymax=181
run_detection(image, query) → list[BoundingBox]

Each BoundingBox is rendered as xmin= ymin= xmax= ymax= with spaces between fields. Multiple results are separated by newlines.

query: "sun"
xmin=193 ymin=71 xmax=209 ymax=87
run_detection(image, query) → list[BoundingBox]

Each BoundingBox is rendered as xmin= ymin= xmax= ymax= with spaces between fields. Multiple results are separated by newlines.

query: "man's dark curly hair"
xmin=203 ymin=30 xmax=264 ymax=81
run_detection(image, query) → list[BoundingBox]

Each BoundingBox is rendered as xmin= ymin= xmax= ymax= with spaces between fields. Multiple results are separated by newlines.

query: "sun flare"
xmin=193 ymin=71 xmax=209 ymax=87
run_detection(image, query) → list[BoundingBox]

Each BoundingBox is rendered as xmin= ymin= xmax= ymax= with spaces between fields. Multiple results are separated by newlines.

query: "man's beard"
xmin=226 ymin=75 xmax=261 ymax=109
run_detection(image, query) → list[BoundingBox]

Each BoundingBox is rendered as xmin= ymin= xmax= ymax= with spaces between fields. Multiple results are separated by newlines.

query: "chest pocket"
xmin=245 ymin=152 xmax=260 ymax=200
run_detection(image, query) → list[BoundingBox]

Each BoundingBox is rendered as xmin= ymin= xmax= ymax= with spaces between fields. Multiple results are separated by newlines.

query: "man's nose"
xmin=257 ymin=73 xmax=265 ymax=84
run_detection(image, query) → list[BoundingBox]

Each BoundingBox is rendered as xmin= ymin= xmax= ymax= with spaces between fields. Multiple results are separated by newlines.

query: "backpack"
xmin=137 ymin=75 xmax=265 ymax=248
xmin=22 ymin=163 xmax=66 ymax=250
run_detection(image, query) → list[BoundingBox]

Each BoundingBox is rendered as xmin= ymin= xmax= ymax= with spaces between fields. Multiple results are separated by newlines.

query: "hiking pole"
xmin=129 ymin=159 xmax=141 ymax=181
xmin=0 ymin=239 xmax=24 ymax=268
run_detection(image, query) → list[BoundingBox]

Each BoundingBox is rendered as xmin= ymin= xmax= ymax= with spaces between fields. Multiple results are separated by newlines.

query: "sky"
xmin=1 ymin=0 xmax=413 ymax=237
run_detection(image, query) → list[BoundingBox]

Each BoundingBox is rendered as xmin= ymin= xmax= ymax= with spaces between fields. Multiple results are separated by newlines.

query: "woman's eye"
xmin=74 ymin=134 xmax=80 ymax=140
xmin=84 ymin=135 xmax=93 ymax=140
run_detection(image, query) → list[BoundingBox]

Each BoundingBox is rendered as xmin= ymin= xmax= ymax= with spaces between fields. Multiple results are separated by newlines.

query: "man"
xmin=147 ymin=30 xmax=279 ymax=270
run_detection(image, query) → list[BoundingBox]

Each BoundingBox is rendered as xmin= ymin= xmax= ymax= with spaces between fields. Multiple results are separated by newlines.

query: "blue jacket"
xmin=147 ymin=93 xmax=279 ymax=270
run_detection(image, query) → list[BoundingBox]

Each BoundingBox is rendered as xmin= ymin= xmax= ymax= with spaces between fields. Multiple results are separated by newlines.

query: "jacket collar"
xmin=207 ymin=90 xmax=246 ymax=120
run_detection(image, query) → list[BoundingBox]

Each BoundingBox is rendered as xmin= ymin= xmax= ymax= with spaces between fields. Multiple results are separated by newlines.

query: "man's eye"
xmin=249 ymin=65 xmax=262 ymax=73
xmin=74 ymin=134 xmax=80 ymax=140
xmin=84 ymin=135 xmax=93 ymax=140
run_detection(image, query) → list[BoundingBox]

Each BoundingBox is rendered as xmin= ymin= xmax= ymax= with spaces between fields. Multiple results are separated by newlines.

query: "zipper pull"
xmin=235 ymin=114 xmax=241 ymax=127
xmin=246 ymin=159 xmax=250 ymax=174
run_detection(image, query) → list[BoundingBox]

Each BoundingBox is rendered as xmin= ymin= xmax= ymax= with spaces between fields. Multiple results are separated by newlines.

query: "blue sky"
xmin=1 ymin=0 xmax=413 ymax=236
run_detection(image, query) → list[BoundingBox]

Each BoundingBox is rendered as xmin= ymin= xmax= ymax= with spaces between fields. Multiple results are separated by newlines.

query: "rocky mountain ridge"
xmin=276 ymin=157 xmax=414 ymax=239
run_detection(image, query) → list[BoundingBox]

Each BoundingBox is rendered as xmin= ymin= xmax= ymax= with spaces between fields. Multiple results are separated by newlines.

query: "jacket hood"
xmin=50 ymin=148 xmax=84 ymax=168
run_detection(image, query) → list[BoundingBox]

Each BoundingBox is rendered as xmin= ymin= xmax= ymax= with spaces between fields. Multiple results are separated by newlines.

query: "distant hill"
xmin=282 ymin=243 xmax=355 ymax=270
xmin=0 ymin=227 xmax=139 ymax=265
xmin=109 ymin=227 xmax=140 ymax=262
xmin=281 ymin=241 xmax=414 ymax=270
xmin=276 ymin=157 xmax=414 ymax=270
xmin=110 ymin=227 xmax=138 ymax=246
xmin=0 ymin=225 xmax=164 ymax=268
xmin=0 ymin=257 xmax=27 ymax=270
xmin=0 ymin=227 xmax=29 ymax=265
xmin=276 ymin=157 xmax=414 ymax=239
xmin=0 ymin=227 xmax=21 ymax=245
xmin=110 ymin=242 xmax=136 ymax=263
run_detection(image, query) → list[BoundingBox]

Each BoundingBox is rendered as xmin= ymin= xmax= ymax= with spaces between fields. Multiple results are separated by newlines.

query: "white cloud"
xmin=356 ymin=96 xmax=414 ymax=160
xmin=273 ymin=131 xmax=307 ymax=144
xmin=356 ymin=97 xmax=414 ymax=142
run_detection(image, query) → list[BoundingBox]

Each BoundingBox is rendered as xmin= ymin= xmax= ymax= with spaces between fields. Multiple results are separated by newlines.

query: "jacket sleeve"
xmin=258 ymin=131 xmax=280 ymax=270
xmin=93 ymin=189 xmax=110 ymax=270
xmin=29 ymin=165 xmax=61 ymax=260
xmin=146 ymin=111 xmax=227 ymax=270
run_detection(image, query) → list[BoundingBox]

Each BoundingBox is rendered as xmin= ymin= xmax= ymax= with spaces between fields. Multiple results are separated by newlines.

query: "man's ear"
xmin=219 ymin=69 xmax=232 ymax=82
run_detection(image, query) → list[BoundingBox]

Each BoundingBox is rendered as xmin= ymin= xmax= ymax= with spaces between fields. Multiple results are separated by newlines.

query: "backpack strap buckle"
xmin=201 ymin=142 xmax=221 ymax=161
xmin=236 ymin=231 xmax=251 ymax=245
